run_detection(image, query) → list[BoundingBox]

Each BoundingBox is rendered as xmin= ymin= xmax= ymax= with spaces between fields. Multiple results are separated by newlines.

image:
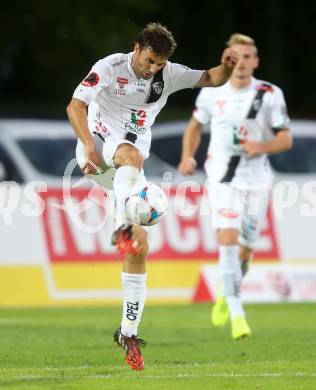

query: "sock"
xmin=121 ymin=272 xmax=147 ymax=337
xmin=226 ymin=296 xmax=245 ymax=319
xmin=219 ymin=245 xmax=244 ymax=319
xmin=113 ymin=166 xmax=139 ymax=228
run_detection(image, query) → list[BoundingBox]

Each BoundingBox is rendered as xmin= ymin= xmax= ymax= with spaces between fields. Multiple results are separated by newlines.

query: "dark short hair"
xmin=135 ymin=22 xmax=177 ymax=58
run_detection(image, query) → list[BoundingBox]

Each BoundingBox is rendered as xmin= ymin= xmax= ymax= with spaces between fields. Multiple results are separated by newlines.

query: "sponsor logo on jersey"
xmin=131 ymin=109 xmax=146 ymax=126
xmin=81 ymin=72 xmax=99 ymax=87
xmin=124 ymin=109 xmax=147 ymax=134
xmin=112 ymin=59 xmax=127 ymax=67
xmin=233 ymin=125 xmax=248 ymax=145
xmin=135 ymin=80 xmax=146 ymax=93
xmin=116 ymin=77 xmax=128 ymax=95
xmin=216 ymin=100 xmax=226 ymax=111
xmin=117 ymin=77 xmax=128 ymax=85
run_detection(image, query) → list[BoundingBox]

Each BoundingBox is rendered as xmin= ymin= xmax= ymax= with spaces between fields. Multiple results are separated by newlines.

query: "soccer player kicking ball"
xmin=67 ymin=22 xmax=239 ymax=370
xmin=179 ymin=33 xmax=292 ymax=340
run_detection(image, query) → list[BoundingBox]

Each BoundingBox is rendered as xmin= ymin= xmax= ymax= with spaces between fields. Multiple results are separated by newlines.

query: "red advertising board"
xmin=40 ymin=187 xmax=279 ymax=262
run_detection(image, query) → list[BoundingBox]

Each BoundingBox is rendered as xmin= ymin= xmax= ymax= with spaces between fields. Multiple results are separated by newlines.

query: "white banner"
xmin=200 ymin=263 xmax=316 ymax=302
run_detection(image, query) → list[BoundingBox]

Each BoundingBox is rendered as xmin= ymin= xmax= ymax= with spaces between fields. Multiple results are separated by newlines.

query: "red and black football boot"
xmin=113 ymin=327 xmax=147 ymax=371
xmin=111 ymin=224 xmax=139 ymax=255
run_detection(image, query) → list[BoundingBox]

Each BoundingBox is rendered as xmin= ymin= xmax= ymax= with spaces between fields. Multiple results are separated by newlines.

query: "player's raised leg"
xmin=111 ymin=143 xmax=143 ymax=254
xmin=114 ymin=225 xmax=148 ymax=370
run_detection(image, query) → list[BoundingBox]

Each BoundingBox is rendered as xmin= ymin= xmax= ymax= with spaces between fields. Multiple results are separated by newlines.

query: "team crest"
xmin=152 ymin=81 xmax=163 ymax=95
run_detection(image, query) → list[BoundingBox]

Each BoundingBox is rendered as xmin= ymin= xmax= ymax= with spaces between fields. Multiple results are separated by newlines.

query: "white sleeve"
xmin=267 ymin=86 xmax=290 ymax=132
xmin=72 ymin=57 xmax=113 ymax=105
xmin=166 ymin=62 xmax=203 ymax=94
xmin=192 ymin=88 xmax=212 ymax=125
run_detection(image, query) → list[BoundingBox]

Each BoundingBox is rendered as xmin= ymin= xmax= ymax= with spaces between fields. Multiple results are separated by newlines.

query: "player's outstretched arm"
xmin=178 ymin=117 xmax=203 ymax=175
xmin=196 ymin=48 xmax=239 ymax=88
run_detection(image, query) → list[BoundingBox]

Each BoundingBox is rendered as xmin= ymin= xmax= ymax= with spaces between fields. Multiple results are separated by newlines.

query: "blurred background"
xmin=0 ymin=0 xmax=315 ymax=307
xmin=1 ymin=0 xmax=316 ymax=120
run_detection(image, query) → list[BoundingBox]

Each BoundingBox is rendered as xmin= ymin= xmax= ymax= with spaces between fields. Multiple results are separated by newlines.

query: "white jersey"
xmin=194 ymin=77 xmax=290 ymax=187
xmin=73 ymin=52 xmax=203 ymax=159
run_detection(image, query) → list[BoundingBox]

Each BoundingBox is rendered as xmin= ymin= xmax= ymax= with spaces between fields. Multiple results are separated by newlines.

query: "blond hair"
xmin=226 ymin=33 xmax=258 ymax=54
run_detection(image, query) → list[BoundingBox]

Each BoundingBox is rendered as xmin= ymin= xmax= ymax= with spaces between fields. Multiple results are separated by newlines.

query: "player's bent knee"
xmin=114 ymin=144 xmax=144 ymax=168
xmin=125 ymin=149 xmax=143 ymax=167
xmin=218 ymin=228 xmax=239 ymax=246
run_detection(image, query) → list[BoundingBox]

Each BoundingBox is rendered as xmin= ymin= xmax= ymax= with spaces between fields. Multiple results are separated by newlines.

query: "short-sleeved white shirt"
xmin=73 ymin=52 xmax=203 ymax=159
xmin=193 ymin=77 xmax=290 ymax=187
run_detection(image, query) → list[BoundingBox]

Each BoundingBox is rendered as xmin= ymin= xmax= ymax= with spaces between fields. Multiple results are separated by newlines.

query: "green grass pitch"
xmin=0 ymin=303 xmax=316 ymax=389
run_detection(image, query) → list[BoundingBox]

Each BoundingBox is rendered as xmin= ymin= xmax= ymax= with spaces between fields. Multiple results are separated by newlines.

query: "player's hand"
xmin=178 ymin=157 xmax=197 ymax=176
xmin=221 ymin=48 xmax=239 ymax=68
xmin=241 ymin=140 xmax=266 ymax=157
xmin=82 ymin=142 xmax=101 ymax=175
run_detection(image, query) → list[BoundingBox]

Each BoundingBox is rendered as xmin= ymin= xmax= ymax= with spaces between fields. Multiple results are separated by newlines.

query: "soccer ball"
xmin=125 ymin=182 xmax=168 ymax=226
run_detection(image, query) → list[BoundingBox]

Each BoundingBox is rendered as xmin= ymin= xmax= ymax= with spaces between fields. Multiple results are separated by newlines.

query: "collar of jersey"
xmin=228 ymin=77 xmax=256 ymax=94
xmin=127 ymin=52 xmax=140 ymax=79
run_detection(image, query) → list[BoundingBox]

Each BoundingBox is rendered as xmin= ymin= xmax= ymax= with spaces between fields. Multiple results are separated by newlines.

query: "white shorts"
xmin=207 ymin=182 xmax=270 ymax=249
xmin=76 ymin=134 xmax=117 ymax=190
xmin=76 ymin=132 xmax=127 ymax=168
xmin=76 ymin=134 xmax=147 ymax=191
